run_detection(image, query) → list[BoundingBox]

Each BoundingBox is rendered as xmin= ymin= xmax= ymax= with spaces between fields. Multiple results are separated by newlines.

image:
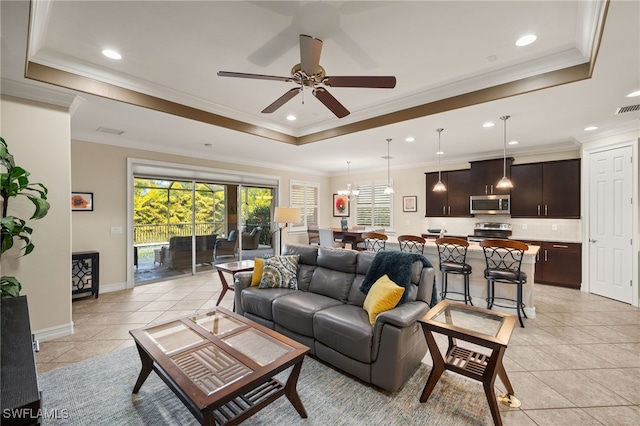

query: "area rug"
xmin=38 ymin=346 xmax=492 ymax=425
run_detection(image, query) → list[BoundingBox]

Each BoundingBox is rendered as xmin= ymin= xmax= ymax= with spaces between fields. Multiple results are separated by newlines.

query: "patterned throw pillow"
xmin=259 ymin=255 xmax=300 ymax=289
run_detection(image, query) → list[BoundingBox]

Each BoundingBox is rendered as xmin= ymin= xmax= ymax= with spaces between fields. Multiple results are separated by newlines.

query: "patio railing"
xmin=134 ymin=222 xmax=224 ymax=244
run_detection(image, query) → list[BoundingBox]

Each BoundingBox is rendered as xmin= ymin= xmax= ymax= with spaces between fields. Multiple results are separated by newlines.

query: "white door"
xmin=588 ymin=146 xmax=633 ymax=303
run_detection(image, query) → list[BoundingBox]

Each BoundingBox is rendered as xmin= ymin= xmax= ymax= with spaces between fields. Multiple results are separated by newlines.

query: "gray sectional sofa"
xmin=233 ymin=244 xmax=435 ymax=392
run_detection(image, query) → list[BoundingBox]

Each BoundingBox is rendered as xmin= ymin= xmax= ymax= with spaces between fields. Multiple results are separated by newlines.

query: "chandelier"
xmin=338 ymin=161 xmax=360 ymax=201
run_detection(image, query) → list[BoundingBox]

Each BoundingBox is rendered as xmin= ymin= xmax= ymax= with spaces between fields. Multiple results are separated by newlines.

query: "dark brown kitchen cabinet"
xmin=425 ymin=169 xmax=472 ymax=217
xmin=470 ymin=158 xmax=513 ymax=195
xmin=510 ymin=159 xmax=580 ymax=218
xmin=540 ymin=241 xmax=582 ymax=288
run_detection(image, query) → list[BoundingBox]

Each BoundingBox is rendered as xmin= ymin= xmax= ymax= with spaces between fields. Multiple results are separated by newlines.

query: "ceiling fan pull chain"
xmin=301 ymin=84 xmax=305 ymax=105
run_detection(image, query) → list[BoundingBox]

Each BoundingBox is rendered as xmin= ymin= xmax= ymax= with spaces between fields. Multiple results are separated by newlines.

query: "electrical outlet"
xmin=551 ymin=224 xmax=558 ymax=231
xmin=522 ymin=224 xmax=527 ymax=230
xmin=110 ymin=226 xmax=123 ymax=234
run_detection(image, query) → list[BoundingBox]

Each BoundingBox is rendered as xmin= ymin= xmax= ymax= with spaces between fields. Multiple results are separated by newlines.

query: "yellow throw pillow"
xmin=251 ymin=258 xmax=264 ymax=286
xmin=363 ymin=274 xmax=404 ymax=325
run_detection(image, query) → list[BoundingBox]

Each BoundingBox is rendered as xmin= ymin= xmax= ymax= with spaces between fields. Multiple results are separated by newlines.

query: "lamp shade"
xmin=274 ymin=207 xmax=301 ymax=224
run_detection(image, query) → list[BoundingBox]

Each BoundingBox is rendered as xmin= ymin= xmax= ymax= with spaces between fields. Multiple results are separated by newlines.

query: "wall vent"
xmin=615 ymin=104 xmax=640 ymax=114
xmin=96 ymin=126 xmax=125 ymax=135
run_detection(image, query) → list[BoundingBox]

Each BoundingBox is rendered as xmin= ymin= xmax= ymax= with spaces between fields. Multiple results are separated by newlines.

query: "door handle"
xmin=448 ymin=206 xmax=451 ymax=215
xmin=545 ymin=205 xmax=548 ymax=216
xmin=485 ymin=185 xmax=488 ymax=195
xmin=544 ymin=250 xmax=548 ymax=262
xmin=490 ymin=184 xmax=494 ymax=194
xmin=537 ymin=205 xmax=541 ymax=216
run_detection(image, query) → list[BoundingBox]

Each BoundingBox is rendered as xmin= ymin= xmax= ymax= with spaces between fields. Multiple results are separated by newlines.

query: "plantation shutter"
xmin=356 ymin=180 xmax=392 ymax=228
xmin=290 ymin=181 xmax=319 ymax=232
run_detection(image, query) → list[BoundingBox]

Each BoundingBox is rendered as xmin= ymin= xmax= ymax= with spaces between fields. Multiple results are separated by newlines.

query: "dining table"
xmin=330 ymin=228 xmax=367 ymax=250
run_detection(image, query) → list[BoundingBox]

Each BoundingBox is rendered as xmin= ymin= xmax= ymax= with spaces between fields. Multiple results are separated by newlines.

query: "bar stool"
xmin=480 ymin=239 xmax=528 ymax=328
xmin=398 ymin=235 xmax=426 ymax=254
xmin=362 ymin=232 xmax=387 ymax=252
xmin=435 ymin=237 xmax=473 ymax=305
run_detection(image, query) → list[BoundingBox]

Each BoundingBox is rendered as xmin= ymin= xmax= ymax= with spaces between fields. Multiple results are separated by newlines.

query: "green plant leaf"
xmin=0 ymin=276 xmax=22 ymax=298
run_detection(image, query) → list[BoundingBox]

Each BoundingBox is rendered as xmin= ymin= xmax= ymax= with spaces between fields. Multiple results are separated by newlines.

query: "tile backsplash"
xmin=426 ymin=216 xmax=582 ymax=243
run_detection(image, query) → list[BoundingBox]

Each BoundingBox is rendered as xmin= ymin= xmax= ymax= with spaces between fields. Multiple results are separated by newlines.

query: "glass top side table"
xmin=418 ymin=300 xmax=518 ymax=426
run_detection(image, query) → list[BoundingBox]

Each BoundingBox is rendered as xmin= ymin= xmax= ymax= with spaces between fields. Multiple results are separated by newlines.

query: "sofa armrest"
xmin=371 ymin=301 xmax=429 ymax=361
xmin=233 ymin=271 xmax=253 ymax=315
xmin=375 ymin=301 xmax=430 ymax=328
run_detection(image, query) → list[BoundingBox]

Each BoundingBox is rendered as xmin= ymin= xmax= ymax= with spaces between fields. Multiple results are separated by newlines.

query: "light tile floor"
xmin=36 ymin=275 xmax=640 ymax=425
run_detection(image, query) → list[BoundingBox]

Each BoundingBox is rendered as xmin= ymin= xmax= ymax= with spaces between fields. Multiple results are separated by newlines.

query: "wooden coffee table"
xmin=215 ymin=260 xmax=255 ymax=306
xmin=418 ymin=300 xmax=518 ymax=426
xmin=130 ymin=307 xmax=310 ymax=425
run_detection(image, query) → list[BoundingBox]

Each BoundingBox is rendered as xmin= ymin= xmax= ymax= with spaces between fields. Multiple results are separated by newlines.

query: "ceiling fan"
xmin=217 ymin=34 xmax=396 ymax=118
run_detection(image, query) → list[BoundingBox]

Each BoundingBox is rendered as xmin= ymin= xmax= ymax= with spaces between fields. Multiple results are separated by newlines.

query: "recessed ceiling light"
xmin=286 ymin=114 xmax=296 ymax=121
xmin=102 ymin=49 xmax=122 ymax=60
xmin=508 ymin=140 xmax=519 ymax=145
xmin=584 ymin=126 xmax=598 ymax=131
xmin=436 ymin=151 xmax=444 ymax=155
xmin=483 ymin=122 xmax=495 ymax=128
xmin=516 ymin=34 xmax=537 ymax=47
xmin=626 ymin=90 xmax=640 ymax=97
xmin=405 ymin=136 xmax=415 ymax=142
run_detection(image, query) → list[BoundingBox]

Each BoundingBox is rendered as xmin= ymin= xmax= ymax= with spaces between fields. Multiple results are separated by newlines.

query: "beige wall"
xmin=1 ymin=96 xmax=72 ymax=334
xmin=70 ymin=140 xmax=330 ymax=288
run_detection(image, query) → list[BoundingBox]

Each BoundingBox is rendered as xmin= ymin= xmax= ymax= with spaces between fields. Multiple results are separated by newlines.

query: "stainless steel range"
xmin=468 ymin=222 xmax=512 ymax=242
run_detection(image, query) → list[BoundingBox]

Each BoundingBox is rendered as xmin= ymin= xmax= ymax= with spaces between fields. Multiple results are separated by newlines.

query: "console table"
xmin=72 ymin=251 xmax=99 ymax=298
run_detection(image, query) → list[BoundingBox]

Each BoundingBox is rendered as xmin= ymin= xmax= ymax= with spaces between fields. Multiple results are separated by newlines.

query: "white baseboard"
xmin=33 ymin=322 xmax=73 ymax=342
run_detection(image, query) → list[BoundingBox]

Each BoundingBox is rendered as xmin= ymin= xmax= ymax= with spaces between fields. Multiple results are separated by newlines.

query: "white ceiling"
xmin=1 ymin=0 xmax=639 ymax=176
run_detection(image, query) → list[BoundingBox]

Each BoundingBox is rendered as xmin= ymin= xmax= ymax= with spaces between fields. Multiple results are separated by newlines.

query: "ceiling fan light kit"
xmin=218 ymin=34 xmax=396 ymax=118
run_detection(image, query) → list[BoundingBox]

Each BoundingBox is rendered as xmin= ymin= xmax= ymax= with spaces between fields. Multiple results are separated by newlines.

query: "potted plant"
xmin=0 ymin=136 xmax=50 ymax=298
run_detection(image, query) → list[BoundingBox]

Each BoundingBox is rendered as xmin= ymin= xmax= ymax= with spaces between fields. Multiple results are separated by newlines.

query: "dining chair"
xmin=398 ymin=235 xmax=426 ymax=254
xmin=480 ymin=239 xmax=529 ymax=327
xmin=361 ymin=232 xmax=387 ymax=252
xmin=435 ymin=237 xmax=473 ymax=305
xmin=319 ymin=229 xmax=344 ymax=248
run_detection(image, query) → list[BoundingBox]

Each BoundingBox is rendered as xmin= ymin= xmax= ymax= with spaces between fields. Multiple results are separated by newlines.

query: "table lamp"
xmin=274 ymin=207 xmax=301 ymax=254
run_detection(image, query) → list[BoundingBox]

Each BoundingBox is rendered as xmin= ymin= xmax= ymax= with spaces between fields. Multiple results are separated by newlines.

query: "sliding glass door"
xmin=133 ymin=178 xmax=226 ymax=284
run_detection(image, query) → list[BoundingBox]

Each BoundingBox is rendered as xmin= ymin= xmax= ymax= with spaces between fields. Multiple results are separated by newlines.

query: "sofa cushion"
xmin=308 ymin=247 xmax=357 ymax=302
xmin=241 ymin=287 xmax=297 ymax=320
xmin=259 ymin=255 xmax=300 ymax=289
xmin=363 ymin=274 xmax=404 ymax=325
xmin=313 ymin=304 xmax=373 ymax=363
xmin=272 ymin=292 xmax=342 ymax=337
xmin=283 ymin=244 xmax=319 ymax=292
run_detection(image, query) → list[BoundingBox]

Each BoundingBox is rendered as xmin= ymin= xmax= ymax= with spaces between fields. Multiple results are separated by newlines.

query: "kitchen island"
xmin=386 ymin=239 xmax=540 ymax=318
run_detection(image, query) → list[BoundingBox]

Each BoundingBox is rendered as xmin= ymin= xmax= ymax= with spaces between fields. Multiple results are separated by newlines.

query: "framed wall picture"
xmin=71 ymin=192 xmax=93 ymax=211
xmin=333 ymin=193 xmax=349 ymax=217
xmin=403 ymin=195 xmax=417 ymax=212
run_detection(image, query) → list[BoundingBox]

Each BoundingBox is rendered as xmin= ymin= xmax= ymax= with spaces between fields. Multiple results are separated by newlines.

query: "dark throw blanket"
xmin=360 ymin=251 xmax=432 ymax=304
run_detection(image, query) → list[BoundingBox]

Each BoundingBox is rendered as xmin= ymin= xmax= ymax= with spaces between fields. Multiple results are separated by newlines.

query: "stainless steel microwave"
xmin=470 ymin=195 xmax=510 ymax=215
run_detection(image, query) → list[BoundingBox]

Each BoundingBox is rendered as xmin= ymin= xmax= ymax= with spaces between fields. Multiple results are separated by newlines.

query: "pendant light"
xmin=496 ymin=115 xmax=514 ymax=189
xmin=433 ymin=128 xmax=447 ymax=192
xmin=383 ymin=138 xmax=394 ymax=194
xmin=337 ymin=161 xmax=360 ymax=201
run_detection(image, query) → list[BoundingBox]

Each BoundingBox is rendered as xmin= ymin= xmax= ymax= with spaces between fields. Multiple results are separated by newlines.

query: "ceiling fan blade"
xmin=300 ymin=34 xmax=323 ymax=75
xmin=313 ymin=87 xmax=350 ymax=118
xmin=262 ymin=87 xmax=302 ymax=113
xmin=323 ymin=76 xmax=396 ymax=88
xmin=217 ymin=71 xmax=292 ymax=83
